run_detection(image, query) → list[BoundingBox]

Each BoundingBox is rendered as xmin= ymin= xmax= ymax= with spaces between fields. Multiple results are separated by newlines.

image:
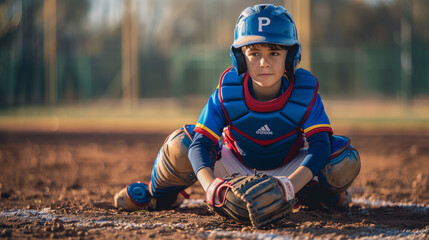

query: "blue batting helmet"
xmin=230 ymin=4 xmax=301 ymax=75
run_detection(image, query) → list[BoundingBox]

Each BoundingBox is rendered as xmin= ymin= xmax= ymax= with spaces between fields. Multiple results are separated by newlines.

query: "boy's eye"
xmin=248 ymin=52 xmax=259 ymax=57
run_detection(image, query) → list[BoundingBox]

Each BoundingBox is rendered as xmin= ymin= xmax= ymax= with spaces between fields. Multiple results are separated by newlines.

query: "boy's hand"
xmin=205 ymin=173 xmax=295 ymax=228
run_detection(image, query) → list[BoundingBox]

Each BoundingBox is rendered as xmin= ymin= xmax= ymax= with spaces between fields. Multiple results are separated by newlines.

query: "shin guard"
xmin=318 ymin=136 xmax=361 ymax=193
xmin=149 ymin=125 xmax=198 ymax=198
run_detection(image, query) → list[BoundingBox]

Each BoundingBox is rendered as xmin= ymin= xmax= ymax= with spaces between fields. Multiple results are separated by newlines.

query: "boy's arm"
xmin=197 ymin=164 xmax=312 ymax=195
xmin=287 ymin=165 xmax=313 ymax=194
xmin=300 ymin=131 xmax=331 ymax=177
xmin=196 ymin=132 xmax=330 ymax=194
xmin=196 ymin=167 xmax=216 ymax=191
xmin=275 ymin=132 xmax=330 ymax=198
xmin=189 ymin=88 xmax=226 ymax=178
xmin=196 ymin=164 xmax=312 ymax=197
xmin=188 ymin=132 xmax=219 ymax=178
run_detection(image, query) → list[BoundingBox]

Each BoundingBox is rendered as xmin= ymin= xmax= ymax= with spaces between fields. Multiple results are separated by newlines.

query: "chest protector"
xmin=219 ymin=67 xmax=319 ymax=170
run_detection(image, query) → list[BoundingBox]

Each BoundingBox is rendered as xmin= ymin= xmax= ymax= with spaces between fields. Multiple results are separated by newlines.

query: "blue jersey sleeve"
xmin=189 ymin=88 xmax=227 ymax=174
xmin=193 ymin=88 xmax=227 ymax=142
xmin=188 ymin=132 xmax=218 ymax=174
xmin=302 ymin=94 xmax=333 ymax=138
xmin=300 ymin=131 xmax=331 ymax=176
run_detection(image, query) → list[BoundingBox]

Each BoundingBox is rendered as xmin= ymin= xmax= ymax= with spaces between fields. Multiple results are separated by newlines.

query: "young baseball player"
xmin=114 ymin=4 xmax=360 ymax=223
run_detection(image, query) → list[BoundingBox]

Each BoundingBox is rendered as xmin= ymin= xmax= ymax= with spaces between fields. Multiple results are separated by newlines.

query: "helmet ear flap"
xmin=286 ymin=44 xmax=301 ymax=74
xmin=230 ymin=47 xmax=247 ymax=75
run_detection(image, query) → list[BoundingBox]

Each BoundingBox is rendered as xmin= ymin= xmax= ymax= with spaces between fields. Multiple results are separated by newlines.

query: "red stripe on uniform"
xmin=194 ymin=127 xmax=219 ymax=144
xmin=230 ymin=124 xmax=298 ymax=146
xmin=305 ymin=127 xmax=333 ymax=138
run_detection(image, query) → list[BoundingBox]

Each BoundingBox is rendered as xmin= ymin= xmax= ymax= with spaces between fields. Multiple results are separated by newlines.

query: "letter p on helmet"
xmin=258 ymin=17 xmax=271 ymax=32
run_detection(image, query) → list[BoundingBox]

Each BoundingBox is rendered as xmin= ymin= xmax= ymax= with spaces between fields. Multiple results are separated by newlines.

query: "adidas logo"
xmin=256 ymin=124 xmax=273 ymax=135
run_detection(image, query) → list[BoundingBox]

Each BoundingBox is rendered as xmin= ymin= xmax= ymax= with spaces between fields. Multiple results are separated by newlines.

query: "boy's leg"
xmin=319 ymin=135 xmax=361 ymax=193
xmin=297 ymin=135 xmax=361 ymax=209
xmin=114 ymin=125 xmax=199 ymax=210
xmin=149 ymin=125 xmax=197 ymax=198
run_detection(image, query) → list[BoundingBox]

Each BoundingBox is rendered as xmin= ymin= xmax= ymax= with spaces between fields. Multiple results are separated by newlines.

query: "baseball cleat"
xmin=114 ymin=182 xmax=189 ymax=211
xmin=114 ymin=182 xmax=155 ymax=211
xmin=333 ymin=190 xmax=352 ymax=209
xmin=295 ymin=180 xmax=352 ymax=210
xmin=127 ymin=182 xmax=151 ymax=205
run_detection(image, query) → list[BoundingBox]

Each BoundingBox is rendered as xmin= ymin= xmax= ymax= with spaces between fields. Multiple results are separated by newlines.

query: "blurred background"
xmin=0 ymin=0 xmax=428 ymax=133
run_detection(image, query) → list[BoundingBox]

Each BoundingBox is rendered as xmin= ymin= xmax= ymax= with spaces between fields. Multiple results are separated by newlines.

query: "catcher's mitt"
xmin=206 ymin=173 xmax=296 ymax=228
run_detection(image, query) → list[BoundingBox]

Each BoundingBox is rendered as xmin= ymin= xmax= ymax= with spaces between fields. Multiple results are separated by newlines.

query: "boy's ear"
xmin=231 ymin=47 xmax=247 ymax=75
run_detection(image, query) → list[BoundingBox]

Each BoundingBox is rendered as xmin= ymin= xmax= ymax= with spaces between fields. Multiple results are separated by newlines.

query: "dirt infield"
xmin=0 ymin=130 xmax=428 ymax=239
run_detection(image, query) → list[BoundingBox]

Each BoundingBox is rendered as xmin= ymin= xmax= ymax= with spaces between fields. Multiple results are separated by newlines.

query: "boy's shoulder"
xmin=295 ymin=68 xmax=317 ymax=80
xmin=295 ymin=68 xmax=311 ymax=76
xmin=219 ymin=67 xmax=241 ymax=84
xmin=294 ymin=68 xmax=319 ymax=88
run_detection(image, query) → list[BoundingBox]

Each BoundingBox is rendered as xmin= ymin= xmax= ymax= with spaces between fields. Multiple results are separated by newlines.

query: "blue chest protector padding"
xmin=220 ymin=67 xmax=318 ymax=170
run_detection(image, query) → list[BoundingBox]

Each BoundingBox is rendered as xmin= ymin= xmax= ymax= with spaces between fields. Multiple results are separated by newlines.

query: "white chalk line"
xmin=1 ymin=197 xmax=428 ymax=240
xmin=352 ymin=198 xmax=429 ymax=213
xmin=181 ymin=198 xmax=429 ymax=213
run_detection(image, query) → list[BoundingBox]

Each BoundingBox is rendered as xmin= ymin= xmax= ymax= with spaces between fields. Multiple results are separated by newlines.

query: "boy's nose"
xmin=260 ymin=57 xmax=270 ymax=68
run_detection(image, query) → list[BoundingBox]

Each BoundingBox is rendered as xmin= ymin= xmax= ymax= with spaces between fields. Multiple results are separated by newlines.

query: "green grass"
xmin=324 ymin=99 xmax=429 ymax=133
xmin=1 ymin=99 xmax=428 ymax=134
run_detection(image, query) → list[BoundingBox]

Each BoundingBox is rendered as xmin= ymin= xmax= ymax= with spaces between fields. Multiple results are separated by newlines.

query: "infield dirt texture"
xmin=0 ymin=103 xmax=428 ymax=239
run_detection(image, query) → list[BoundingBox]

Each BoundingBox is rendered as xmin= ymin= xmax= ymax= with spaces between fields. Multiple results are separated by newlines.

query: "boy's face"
xmin=243 ymin=44 xmax=287 ymax=89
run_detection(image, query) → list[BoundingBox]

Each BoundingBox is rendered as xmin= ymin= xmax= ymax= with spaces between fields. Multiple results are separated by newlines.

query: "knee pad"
xmin=318 ymin=136 xmax=361 ymax=193
xmin=150 ymin=124 xmax=198 ymax=197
